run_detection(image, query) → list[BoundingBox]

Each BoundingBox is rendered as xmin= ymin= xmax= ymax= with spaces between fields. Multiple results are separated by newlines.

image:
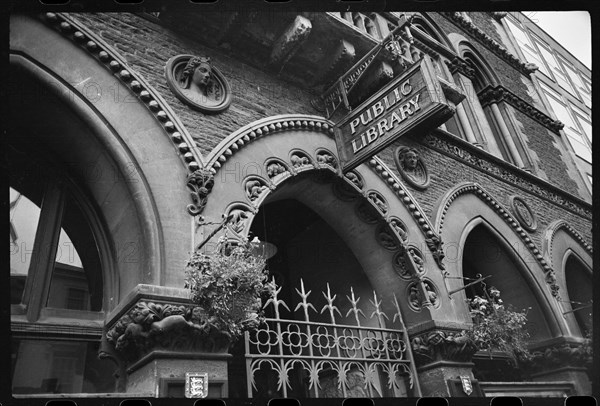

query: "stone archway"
xmin=543 ymin=220 xmax=593 ymax=338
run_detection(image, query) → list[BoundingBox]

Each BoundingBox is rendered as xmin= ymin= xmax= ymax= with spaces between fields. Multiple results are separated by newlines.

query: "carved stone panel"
xmin=394 ymin=146 xmax=430 ymax=190
xmin=165 ymin=54 xmax=232 ymax=114
xmin=389 ymin=217 xmax=408 ymax=242
xmin=265 ymin=159 xmax=290 ymax=181
xmin=368 ymin=191 xmax=388 ymax=216
xmin=509 ymin=195 xmax=537 ymax=232
xmin=375 ymin=223 xmax=399 ymax=251
xmin=289 ymin=150 xmax=313 ymax=170
xmin=356 ymin=200 xmax=380 ymax=224
xmin=244 ymin=176 xmax=269 ymax=203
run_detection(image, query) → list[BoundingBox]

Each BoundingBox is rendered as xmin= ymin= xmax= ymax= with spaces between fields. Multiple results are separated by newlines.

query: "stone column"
xmin=489 ymin=102 xmax=525 ymax=167
xmin=103 ymin=284 xmax=232 ymax=397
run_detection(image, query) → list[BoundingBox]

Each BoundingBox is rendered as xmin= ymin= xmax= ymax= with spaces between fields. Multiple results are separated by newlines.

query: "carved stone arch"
xmin=432 ymin=182 xmax=568 ymax=340
xmin=543 ymin=220 xmax=593 ymax=338
xmin=409 ymin=13 xmax=454 ymax=49
xmin=456 ymin=40 xmax=501 ymax=86
xmin=11 ymin=13 xmax=206 ymax=292
xmin=200 ymin=114 xmax=454 ymax=329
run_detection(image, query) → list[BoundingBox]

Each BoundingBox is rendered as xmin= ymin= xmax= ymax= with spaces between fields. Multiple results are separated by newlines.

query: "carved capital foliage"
xmin=411 ymin=329 xmax=478 ymax=365
xmin=186 ymin=168 xmax=215 ymax=216
xmin=477 ymin=85 xmax=564 ymax=133
xmin=523 ymin=342 xmax=592 ymax=374
xmin=445 ymin=56 xmax=475 ymax=79
xmin=106 ymin=301 xmax=231 ymax=364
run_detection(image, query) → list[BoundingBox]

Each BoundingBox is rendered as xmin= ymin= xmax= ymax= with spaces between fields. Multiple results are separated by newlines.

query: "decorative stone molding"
xmin=186 ymin=168 xmax=215 ymax=216
xmin=543 ymin=220 xmax=593 ymax=265
xmin=491 ymin=12 xmax=508 ymax=21
xmin=411 ymin=329 xmax=478 ymax=365
xmin=265 ymin=159 xmax=290 ymax=181
xmin=106 ymin=301 xmax=231 ymax=364
xmin=244 ymin=176 xmax=270 ymax=203
xmin=315 ymin=149 xmax=338 ymax=169
xmin=225 ymin=203 xmax=254 ymax=235
xmin=389 ymin=217 xmax=409 ymax=242
xmin=478 ymin=85 xmax=564 ymax=134
xmin=445 ymin=56 xmax=475 ymax=79
xmin=509 ymin=195 xmax=538 ymax=232
xmin=423 ymin=130 xmax=592 ymax=220
xmin=375 ymin=223 xmax=400 ymax=251
xmin=165 ymin=54 xmax=232 ymax=114
xmin=425 ymin=234 xmax=446 ymax=272
xmin=41 ymin=13 xmax=202 ymax=175
xmin=394 ymin=245 xmax=425 ymax=280
xmin=368 ymin=191 xmax=388 ymax=215
xmin=441 ymin=12 xmax=538 ymax=76
xmin=434 ymin=182 xmax=561 ymax=299
xmin=524 ymin=342 xmax=592 ymax=374
xmin=270 ymin=15 xmax=312 ymax=67
xmin=394 ymin=146 xmax=430 ymax=190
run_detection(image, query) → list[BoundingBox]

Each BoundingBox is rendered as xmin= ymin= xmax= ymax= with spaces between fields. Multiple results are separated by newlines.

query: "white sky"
xmin=526 ymin=11 xmax=592 ymax=69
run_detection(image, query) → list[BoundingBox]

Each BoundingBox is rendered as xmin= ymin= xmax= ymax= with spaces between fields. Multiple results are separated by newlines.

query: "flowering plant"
xmin=185 ymin=236 xmax=274 ymax=340
xmin=465 ymin=286 xmax=531 ymax=362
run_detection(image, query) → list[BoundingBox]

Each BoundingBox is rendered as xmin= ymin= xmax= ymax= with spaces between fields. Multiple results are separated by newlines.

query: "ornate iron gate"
xmin=245 ymin=279 xmax=421 ymax=398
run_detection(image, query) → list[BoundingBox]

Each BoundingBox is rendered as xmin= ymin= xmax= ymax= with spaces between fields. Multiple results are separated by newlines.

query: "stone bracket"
xmin=270 ymin=15 xmax=313 ymax=68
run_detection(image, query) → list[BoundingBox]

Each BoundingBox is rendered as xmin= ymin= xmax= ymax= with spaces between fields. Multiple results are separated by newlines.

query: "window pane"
xmin=9 ymin=187 xmax=42 ymax=305
xmin=565 ymin=131 xmax=592 ymax=163
xmin=46 ymin=191 xmax=102 ymax=311
xmin=11 ymin=339 xmax=116 ymax=394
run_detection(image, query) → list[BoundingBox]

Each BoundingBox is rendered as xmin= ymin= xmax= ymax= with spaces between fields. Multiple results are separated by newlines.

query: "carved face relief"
xmin=394 ymin=146 xmax=430 ymax=190
xmin=166 ymin=54 xmax=232 ymax=114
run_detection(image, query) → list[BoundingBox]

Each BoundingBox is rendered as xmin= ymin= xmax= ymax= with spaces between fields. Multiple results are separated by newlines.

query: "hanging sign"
xmin=334 ymin=55 xmax=457 ymax=173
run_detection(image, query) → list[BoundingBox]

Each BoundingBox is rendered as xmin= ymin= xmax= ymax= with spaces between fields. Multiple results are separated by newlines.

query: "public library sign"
xmin=335 ymin=55 xmax=463 ymax=172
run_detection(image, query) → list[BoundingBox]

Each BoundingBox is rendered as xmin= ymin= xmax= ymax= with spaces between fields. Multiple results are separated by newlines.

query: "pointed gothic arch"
xmin=432 ymin=182 xmax=567 ymax=340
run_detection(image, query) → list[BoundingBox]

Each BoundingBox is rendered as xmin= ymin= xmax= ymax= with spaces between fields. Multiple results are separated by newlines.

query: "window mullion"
xmin=24 ymin=181 xmax=65 ymax=322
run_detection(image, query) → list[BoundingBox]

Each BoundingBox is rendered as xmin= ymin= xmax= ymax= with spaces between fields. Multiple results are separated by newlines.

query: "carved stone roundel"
xmin=166 ymin=54 xmax=232 ymax=114
xmin=394 ymin=146 xmax=430 ymax=190
xmin=509 ymin=195 xmax=537 ymax=232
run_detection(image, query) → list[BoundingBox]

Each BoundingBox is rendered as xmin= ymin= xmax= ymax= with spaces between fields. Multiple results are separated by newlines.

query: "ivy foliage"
xmin=465 ymin=286 xmax=531 ymax=362
xmin=185 ymin=236 xmax=274 ymax=341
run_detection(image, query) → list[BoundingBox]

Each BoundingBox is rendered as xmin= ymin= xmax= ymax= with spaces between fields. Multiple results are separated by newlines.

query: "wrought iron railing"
xmin=245 ymin=279 xmax=421 ymax=398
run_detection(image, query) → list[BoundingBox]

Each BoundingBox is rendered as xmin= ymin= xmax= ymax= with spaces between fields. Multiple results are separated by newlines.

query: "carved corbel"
xmin=315 ymin=39 xmax=356 ymax=85
xmin=270 ymin=15 xmax=312 ymax=68
xmin=186 ymin=168 xmax=215 ymax=216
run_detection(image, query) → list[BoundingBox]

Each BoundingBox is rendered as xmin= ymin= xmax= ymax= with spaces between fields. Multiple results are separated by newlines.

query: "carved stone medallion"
xmin=166 ymin=54 xmax=232 ymax=114
xmin=394 ymin=146 xmax=430 ymax=190
xmin=509 ymin=195 xmax=537 ymax=232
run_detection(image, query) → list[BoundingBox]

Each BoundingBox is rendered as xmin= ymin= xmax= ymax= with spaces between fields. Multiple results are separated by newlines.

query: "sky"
xmin=525 ymin=11 xmax=592 ymax=69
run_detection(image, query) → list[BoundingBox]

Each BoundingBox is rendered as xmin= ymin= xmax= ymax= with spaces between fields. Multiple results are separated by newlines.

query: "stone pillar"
xmin=490 ymin=102 xmax=525 ymax=167
xmin=103 ymin=284 xmax=232 ymax=397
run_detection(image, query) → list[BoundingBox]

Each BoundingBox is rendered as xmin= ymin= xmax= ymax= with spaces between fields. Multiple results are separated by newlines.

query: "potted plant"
xmin=464 ymin=286 xmax=532 ymax=364
xmin=185 ymin=236 xmax=274 ymax=342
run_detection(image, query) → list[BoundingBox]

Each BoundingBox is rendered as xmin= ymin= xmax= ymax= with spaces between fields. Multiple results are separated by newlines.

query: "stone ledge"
xmin=127 ymin=350 xmax=233 ymax=374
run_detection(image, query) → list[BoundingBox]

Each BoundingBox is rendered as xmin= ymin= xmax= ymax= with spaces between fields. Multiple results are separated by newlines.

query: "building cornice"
xmin=441 ymin=12 xmax=537 ymax=77
xmin=423 ymin=129 xmax=592 ymax=220
xmin=478 ymin=85 xmax=564 ymax=134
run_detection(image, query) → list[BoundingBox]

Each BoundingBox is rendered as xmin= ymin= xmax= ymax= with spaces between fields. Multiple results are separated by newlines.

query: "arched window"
xmin=9 ymin=145 xmax=117 ymax=394
xmin=564 ymin=254 xmax=592 ymax=337
xmin=456 ymin=44 xmax=531 ymax=169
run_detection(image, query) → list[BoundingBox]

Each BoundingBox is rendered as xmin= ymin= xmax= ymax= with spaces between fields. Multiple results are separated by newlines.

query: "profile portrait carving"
xmin=394 ymin=146 xmax=430 ymax=190
xmin=165 ymin=54 xmax=232 ymax=114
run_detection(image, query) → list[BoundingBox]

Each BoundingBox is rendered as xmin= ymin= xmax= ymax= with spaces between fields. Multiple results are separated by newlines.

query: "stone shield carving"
xmin=166 ymin=54 xmax=232 ymax=114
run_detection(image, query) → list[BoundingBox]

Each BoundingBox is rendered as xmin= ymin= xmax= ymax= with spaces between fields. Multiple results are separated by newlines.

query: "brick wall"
xmin=70 ymin=13 xmax=316 ymax=157
xmin=378 ymin=135 xmax=592 ymax=251
xmin=69 ymin=12 xmax=592 ymax=247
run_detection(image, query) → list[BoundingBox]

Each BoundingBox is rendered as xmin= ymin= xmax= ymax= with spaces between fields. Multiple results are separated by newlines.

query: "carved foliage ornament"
xmin=394 ymin=146 xmax=430 ymax=190
xmin=166 ymin=54 xmax=232 ymax=114
xmin=411 ymin=329 xmax=477 ymax=365
xmin=187 ymin=168 xmax=215 ymax=216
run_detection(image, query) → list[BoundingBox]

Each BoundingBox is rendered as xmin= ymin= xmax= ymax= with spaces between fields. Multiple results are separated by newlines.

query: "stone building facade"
xmin=7 ymin=10 xmax=593 ymax=399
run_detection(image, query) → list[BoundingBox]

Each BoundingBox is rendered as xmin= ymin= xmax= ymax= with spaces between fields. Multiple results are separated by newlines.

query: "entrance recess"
xmin=236 ymin=173 xmax=420 ymax=398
